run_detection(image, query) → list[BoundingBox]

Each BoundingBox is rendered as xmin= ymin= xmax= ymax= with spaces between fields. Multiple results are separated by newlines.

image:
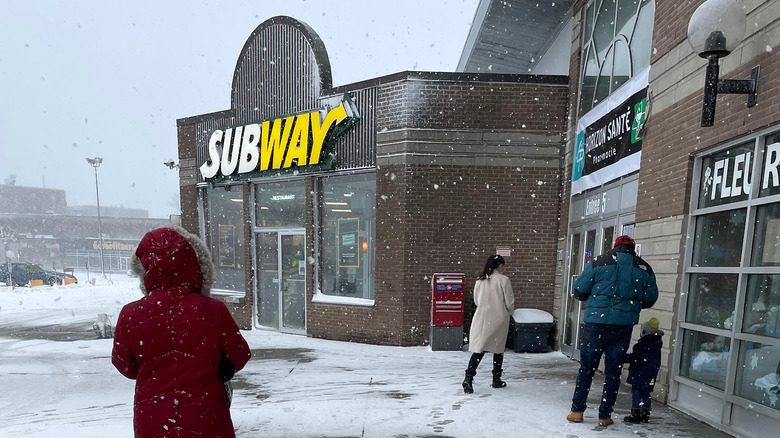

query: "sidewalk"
xmin=231 ymin=330 xmax=735 ymax=437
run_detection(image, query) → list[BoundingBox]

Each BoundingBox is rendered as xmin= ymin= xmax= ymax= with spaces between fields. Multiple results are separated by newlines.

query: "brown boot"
xmin=598 ymin=417 xmax=614 ymax=427
xmin=566 ymin=411 xmax=583 ymax=423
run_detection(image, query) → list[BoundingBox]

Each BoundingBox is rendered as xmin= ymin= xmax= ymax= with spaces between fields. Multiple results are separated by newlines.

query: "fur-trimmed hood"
xmin=130 ymin=224 xmax=214 ymax=296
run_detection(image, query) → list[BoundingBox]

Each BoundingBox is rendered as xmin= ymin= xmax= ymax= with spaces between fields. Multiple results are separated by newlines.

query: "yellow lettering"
xmin=310 ymin=104 xmax=348 ymax=164
xmin=284 ymin=113 xmax=311 ymax=168
xmin=260 ymin=116 xmax=294 ymax=170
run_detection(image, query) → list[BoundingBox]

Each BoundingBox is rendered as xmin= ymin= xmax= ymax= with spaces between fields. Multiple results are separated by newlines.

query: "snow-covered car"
xmin=0 ymin=262 xmax=78 ymax=286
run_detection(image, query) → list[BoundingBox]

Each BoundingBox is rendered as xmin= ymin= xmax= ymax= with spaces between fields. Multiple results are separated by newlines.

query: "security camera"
xmin=163 ymin=160 xmax=178 ymax=169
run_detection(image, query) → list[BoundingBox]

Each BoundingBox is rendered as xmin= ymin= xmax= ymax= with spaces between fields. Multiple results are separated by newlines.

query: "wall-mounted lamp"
xmin=687 ymin=0 xmax=759 ymax=127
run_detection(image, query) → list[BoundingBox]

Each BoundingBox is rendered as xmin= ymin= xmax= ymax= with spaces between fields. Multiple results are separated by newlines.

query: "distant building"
xmin=0 ymin=184 xmax=170 ymax=271
xmin=68 ymin=205 xmax=150 ymax=219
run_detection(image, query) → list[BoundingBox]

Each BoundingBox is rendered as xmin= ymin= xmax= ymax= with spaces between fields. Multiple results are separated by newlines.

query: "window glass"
xmin=578 ymin=0 xmax=654 ymax=114
xmin=580 ymin=47 xmax=598 ymax=112
xmin=593 ymin=0 xmax=616 ymax=55
xmin=743 ymin=275 xmax=780 ymax=339
xmin=734 ymin=340 xmax=780 ymax=411
xmin=585 ymin=229 xmax=596 ymax=263
xmin=698 ymin=142 xmax=754 ymax=208
xmin=616 ymin=0 xmax=639 ymax=35
xmin=319 ymin=173 xmax=375 ymax=300
xmin=612 ymin=41 xmax=630 ymax=92
xmin=751 ymin=203 xmax=780 ymax=266
xmin=601 ymin=226 xmax=614 ymax=255
xmin=255 ymin=180 xmax=306 ymax=228
xmin=206 ymin=185 xmax=245 ymax=292
xmin=679 ymin=329 xmax=729 ymax=391
xmin=691 ymin=209 xmax=745 ymax=267
xmin=686 ymin=273 xmax=738 ymax=329
xmin=583 ymin=2 xmax=594 ymax=44
xmin=630 ymin=0 xmax=654 ymax=73
xmin=759 ymin=132 xmax=780 ymax=198
xmin=595 ymin=49 xmax=613 ymax=104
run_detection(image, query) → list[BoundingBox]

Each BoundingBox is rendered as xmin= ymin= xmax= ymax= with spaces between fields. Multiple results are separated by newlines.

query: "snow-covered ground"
xmin=0 ymin=272 xmax=730 ymax=437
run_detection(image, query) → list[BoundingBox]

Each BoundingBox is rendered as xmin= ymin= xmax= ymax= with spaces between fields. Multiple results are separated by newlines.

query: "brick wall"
xmin=638 ymin=52 xmax=780 ymax=221
xmin=633 ymin=0 xmax=780 ymax=407
xmin=308 ymin=77 xmax=567 ymax=346
xmin=176 ymin=124 xmax=200 ymax=235
xmin=376 ymin=79 xmax=568 ymax=131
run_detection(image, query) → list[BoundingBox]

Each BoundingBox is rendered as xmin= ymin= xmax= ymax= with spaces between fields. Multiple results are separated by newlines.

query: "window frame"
xmin=674 ymin=124 xmax=780 ymax=418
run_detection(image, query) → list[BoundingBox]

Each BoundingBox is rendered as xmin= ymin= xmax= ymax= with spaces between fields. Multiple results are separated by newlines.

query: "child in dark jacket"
xmin=623 ymin=317 xmax=663 ymax=423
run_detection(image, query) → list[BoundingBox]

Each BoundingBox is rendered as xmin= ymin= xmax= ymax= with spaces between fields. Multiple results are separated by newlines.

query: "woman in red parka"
xmin=112 ymin=225 xmax=251 ymax=438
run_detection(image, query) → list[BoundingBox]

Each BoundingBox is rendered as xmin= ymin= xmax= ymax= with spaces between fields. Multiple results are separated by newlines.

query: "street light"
xmin=687 ymin=0 xmax=760 ymax=127
xmin=86 ymin=157 xmax=105 ymax=278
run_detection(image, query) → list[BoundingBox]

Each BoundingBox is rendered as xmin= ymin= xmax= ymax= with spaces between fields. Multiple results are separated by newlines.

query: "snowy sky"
xmin=0 ymin=0 xmax=479 ymax=218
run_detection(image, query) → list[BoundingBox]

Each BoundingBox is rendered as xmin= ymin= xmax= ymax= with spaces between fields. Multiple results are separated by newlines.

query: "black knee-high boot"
xmin=463 ymin=352 xmax=484 ymax=394
xmin=491 ymin=353 xmax=506 ymax=388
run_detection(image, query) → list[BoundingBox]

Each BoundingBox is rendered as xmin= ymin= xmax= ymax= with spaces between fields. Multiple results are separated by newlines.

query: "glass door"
xmin=562 ymin=232 xmax=582 ymax=356
xmin=255 ymin=230 xmax=306 ymax=334
xmin=561 ymin=228 xmax=599 ymax=359
xmin=257 ymin=232 xmax=280 ymax=328
xmin=280 ymin=232 xmax=306 ymax=333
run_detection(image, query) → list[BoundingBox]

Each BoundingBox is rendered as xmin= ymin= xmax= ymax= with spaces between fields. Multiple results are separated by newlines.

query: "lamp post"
xmin=86 ymin=157 xmax=105 ymax=278
xmin=687 ymin=0 xmax=759 ymax=127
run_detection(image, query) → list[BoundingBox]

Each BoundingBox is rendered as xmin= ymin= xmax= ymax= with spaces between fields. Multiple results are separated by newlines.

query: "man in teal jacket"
xmin=566 ymin=235 xmax=658 ymax=427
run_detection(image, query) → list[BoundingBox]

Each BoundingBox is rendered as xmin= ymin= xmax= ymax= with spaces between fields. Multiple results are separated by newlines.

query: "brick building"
xmin=460 ymin=0 xmax=780 ymax=436
xmin=175 ymin=2 xmax=780 ymax=435
xmin=176 ymin=16 xmax=567 ymax=345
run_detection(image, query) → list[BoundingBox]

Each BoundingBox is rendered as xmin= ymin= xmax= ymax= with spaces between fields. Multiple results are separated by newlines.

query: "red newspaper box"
xmin=430 ymin=273 xmax=465 ymax=351
xmin=431 ymin=273 xmax=466 ymax=327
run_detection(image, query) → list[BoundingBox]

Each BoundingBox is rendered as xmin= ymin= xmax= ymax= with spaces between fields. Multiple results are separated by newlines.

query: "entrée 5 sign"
xmin=200 ymin=94 xmax=359 ymax=182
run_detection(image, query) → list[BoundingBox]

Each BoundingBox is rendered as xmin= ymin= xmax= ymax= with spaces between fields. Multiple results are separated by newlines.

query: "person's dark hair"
xmin=478 ymin=255 xmax=505 ymax=280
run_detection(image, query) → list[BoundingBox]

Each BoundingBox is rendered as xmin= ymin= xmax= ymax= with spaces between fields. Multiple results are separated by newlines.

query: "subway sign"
xmin=200 ymin=94 xmax=359 ymax=182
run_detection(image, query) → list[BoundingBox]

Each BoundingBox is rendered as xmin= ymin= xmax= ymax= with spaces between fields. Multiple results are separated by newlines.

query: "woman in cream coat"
xmin=462 ymin=255 xmax=515 ymax=394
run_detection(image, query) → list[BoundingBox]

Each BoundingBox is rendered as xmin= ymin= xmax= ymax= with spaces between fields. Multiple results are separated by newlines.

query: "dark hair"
xmin=478 ymin=255 xmax=505 ymax=280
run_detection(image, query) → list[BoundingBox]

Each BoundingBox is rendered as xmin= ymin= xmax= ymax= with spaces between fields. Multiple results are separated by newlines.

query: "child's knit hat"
xmin=641 ymin=317 xmax=660 ymax=336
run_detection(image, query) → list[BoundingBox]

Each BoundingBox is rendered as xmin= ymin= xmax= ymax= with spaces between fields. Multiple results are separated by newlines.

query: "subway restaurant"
xmin=175 ymin=16 xmax=568 ymax=345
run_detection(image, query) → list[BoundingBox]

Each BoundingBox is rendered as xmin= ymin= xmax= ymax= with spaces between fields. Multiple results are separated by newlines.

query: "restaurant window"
xmin=255 ymin=181 xmax=306 ymax=228
xmin=205 ymin=184 xmax=245 ymax=293
xmin=317 ymin=172 xmax=375 ymax=300
xmin=579 ymin=0 xmax=655 ymax=114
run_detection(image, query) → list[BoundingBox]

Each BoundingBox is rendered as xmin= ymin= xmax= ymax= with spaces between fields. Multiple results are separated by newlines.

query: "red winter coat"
xmin=112 ymin=226 xmax=251 ymax=438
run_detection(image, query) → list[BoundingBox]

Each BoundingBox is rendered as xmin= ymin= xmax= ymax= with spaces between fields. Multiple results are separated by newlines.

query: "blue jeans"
xmin=632 ymin=387 xmax=652 ymax=410
xmin=570 ymin=323 xmax=633 ymax=419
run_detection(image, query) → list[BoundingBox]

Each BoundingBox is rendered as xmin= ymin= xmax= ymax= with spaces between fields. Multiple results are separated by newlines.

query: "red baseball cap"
xmin=614 ymin=235 xmax=635 ymax=248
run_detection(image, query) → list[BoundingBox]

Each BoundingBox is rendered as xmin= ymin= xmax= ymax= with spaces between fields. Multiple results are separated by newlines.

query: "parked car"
xmin=0 ymin=262 xmax=78 ymax=286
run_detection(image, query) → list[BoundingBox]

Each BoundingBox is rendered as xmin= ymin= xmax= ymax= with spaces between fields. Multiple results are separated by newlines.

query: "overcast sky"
xmin=0 ymin=0 xmax=480 ymax=218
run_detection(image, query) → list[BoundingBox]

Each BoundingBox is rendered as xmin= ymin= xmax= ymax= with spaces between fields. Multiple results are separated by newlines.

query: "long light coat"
xmin=468 ymin=271 xmax=515 ymax=353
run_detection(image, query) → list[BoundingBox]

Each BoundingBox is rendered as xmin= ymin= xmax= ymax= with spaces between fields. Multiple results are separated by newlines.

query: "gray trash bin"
xmin=511 ymin=309 xmax=553 ymax=353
